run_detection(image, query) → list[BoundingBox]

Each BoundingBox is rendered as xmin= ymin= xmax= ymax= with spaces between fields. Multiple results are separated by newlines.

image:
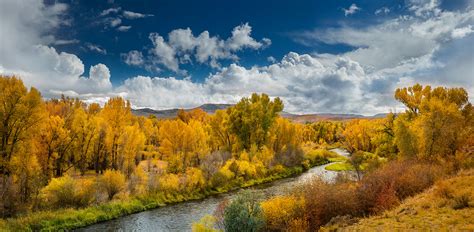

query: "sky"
xmin=0 ymin=0 xmax=473 ymax=115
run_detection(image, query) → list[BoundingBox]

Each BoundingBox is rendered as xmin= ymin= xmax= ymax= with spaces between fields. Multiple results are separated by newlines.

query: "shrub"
xmin=158 ymin=173 xmax=180 ymax=193
xmin=261 ymin=195 xmax=305 ymax=231
xmin=357 ymin=160 xmax=440 ymax=214
xmin=304 ymin=180 xmax=359 ymax=230
xmin=98 ymin=170 xmax=126 ymax=200
xmin=183 ymin=168 xmax=206 ymax=193
xmin=224 ymin=191 xmax=265 ymax=232
xmin=40 ymin=176 xmax=96 ymax=209
xmin=192 ymin=215 xmax=219 ymax=232
xmin=210 ymin=167 xmax=234 ymax=188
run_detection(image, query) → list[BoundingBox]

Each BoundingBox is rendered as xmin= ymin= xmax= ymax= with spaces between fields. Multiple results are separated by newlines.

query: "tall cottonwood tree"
xmin=228 ymin=93 xmax=283 ymax=150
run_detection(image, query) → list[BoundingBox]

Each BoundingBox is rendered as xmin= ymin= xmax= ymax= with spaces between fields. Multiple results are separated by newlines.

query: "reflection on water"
xmin=77 ymin=149 xmax=351 ymax=232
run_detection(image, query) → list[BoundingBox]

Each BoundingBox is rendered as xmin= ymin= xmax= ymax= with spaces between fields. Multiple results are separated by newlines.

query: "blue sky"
xmin=0 ymin=0 xmax=473 ymax=114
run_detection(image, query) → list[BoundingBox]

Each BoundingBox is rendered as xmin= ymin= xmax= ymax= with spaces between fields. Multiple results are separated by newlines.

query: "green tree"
xmin=228 ymin=93 xmax=283 ymax=150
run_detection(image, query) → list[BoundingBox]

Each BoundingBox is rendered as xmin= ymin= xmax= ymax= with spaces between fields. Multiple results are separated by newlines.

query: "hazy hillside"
xmin=132 ymin=104 xmax=387 ymax=122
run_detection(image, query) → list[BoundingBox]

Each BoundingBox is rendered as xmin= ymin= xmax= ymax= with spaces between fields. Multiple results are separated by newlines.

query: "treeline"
xmin=1 ymin=76 xmax=337 ymax=218
xmin=193 ymin=84 xmax=474 ymax=232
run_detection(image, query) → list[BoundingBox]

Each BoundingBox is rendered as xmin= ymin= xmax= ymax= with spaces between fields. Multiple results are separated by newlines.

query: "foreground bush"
xmin=261 ymin=195 xmax=305 ymax=231
xmin=98 ymin=170 xmax=126 ymax=200
xmin=40 ymin=175 xmax=95 ymax=209
xmin=224 ymin=191 xmax=265 ymax=232
xmin=260 ymin=159 xmax=444 ymax=231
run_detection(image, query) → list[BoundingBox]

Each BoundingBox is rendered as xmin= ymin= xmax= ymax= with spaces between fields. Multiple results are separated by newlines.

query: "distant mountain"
xmin=132 ymin=103 xmax=387 ymax=122
xmin=132 ymin=104 xmax=233 ymax=118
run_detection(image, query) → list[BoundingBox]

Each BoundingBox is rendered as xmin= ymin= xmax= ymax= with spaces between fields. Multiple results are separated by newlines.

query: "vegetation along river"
xmin=77 ymin=148 xmax=351 ymax=232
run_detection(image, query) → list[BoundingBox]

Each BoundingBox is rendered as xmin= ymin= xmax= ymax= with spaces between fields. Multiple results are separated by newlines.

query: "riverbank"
xmin=0 ymin=151 xmax=337 ymax=231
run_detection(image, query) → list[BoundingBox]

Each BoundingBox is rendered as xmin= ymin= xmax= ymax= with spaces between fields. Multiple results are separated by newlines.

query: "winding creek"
xmin=77 ymin=148 xmax=351 ymax=232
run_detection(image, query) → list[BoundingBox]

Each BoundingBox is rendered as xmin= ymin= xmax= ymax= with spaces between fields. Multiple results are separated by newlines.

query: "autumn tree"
xmin=101 ymin=97 xmax=132 ymax=170
xmin=394 ymin=84 xmax=472 ymax=161
xmin=209 ymin=110 xmax=235 ymax=152
xmin=228 ymin=93 xmax=283 ymax=150
xmin=158 ymin=119 xmax=210 ymax=173
xmin=0 ymin=77 xmax=44 ymax=175
xmin=0 ymin=76 xmax=44 ymax=216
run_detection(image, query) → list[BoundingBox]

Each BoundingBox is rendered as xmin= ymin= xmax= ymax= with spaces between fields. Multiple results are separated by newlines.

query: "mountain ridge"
xmin=132 ymin=103 xmax=387 ymax=122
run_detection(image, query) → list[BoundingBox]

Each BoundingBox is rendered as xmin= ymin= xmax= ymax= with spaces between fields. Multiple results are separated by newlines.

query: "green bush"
xmin=224 ymin=191 xmax=265 ymax=232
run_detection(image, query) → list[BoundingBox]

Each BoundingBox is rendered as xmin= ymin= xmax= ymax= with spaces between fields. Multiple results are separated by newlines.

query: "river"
xmin=77 ymin=148 xmax=351 ymax=232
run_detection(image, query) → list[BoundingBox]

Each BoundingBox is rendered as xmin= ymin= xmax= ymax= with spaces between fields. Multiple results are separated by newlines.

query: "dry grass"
xmin=325 ymin=169 xmax=474 ymax=231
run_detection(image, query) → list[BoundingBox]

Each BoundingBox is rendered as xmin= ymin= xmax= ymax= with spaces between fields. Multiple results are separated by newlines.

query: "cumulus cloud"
xmin=116 ymin=52 xmax=380 ymax=114
xmin=121 ymin=50 xmax=144 ymax=66
xmin=0 ymin=0 xmax=113 ymax=98
xmin=293 ymin=1 xmax=474 ymax=109
xmin=1 ymin=0 xmax=472 ymax=115
xmin=343 ymin=3 xmax=361 ymax=16
xmin=267 ymin=56 xmax=277 ymax=63
xmin=125 ymin=23 xmax=271 ymax=72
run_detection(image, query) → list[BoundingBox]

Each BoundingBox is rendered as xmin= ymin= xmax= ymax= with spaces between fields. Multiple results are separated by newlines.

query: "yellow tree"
xmin=0 ymin=76 xmax=44 ymax=176
xmin=209 ymin=110 xmax=234 ymax=152
xmin=36 ymin=115 xmax=72 ymax=178
xmin=158 ymin=119 xmax=210 ymax=173
xmin=0 ymin=76 xmax=44 ymax=216
xmin=71 ymin=107 xmax=98 ymax=175
xmin=119 ymin=123 xmax=146 ymax=177
xmin=101 ymin=97 xmax=132 ymax=170
xmin=394 ymin=84 xmax=471 ymax=161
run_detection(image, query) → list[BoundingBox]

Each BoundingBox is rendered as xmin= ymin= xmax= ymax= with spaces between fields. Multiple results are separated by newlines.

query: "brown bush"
xmin=304 ymin=180 xmax=359 ymax=230
xmin=357 ymin=160 xmax=441 ymax=215
xmin=297 ymin=159 xmax=442 ymax=230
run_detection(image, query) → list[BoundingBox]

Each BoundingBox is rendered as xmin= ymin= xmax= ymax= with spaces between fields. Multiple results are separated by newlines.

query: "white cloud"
xmin=84 ymin=63 xmax=112 ymax=91
xmin=451 ymin=25 xmax=474 ymax=39
xmin=86 ymin=43 xmax=107 ymax=55
xmin=292 ymin=1 xmax=474 ymax=110
xmin=116 ymin=52 xmax=380 ymax=114
xmin=126 ymin=23 xmax=271 ymax=72
xmin=343 ymin=3 xmax=361 ymax=16
xmin=109 ymin=18 xmax=122 ymax=27
xmin=149 ymin=33 xmax=181 ymax=72
xmin=53 ymin=39 xmax=80 ymax=45
xmin=121 ymin=50 xmax=144 ymax=66
xmin=117 ymin=25 xmax=132 ymax=32
xmin=123 ymin=10 xmax=153 ymax=19
xmin=100 ymin=7 xmax=121 ymax=16
xmin=375 ymin=7 xmax=390 ymax=15
xmin=267 ymin=56 xmax=277 ymax=63
xmin=1 ymin=0 xmax=472 ymax=115
xmin=0 ymin=0 xmax=112 ymax=99
xmin=408 ymin=0 xmax=441 ymax=17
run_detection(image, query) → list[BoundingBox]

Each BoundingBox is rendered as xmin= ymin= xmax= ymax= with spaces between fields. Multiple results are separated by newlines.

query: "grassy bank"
xmin=0 ymin=155 xmax=331 ymax=231
xmin=322 ymin=169 xmax=474 ymax=231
